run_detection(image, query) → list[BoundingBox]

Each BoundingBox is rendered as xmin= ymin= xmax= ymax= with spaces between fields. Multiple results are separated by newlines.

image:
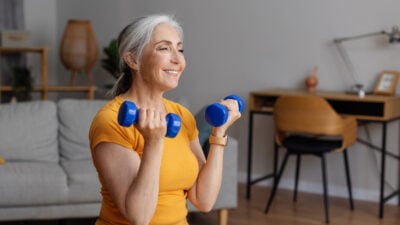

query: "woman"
xmin=89 ymin=14 xmax=241 ymax=225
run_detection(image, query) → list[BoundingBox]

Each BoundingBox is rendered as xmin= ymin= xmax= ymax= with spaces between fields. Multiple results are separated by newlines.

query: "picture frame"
xmin=373 ymin=71 xmax=400 ymax=96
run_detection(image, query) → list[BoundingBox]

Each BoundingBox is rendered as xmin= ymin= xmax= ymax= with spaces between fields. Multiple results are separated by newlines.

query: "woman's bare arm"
xmin=92 ymin=108 xmax=166 ymax=225
xmin=187 ymin=98 xmax=241 ymax=211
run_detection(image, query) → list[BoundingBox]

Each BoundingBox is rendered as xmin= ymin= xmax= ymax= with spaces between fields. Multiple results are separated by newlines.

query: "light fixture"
xmin=333 ymin=26 xmax=400 ymax=96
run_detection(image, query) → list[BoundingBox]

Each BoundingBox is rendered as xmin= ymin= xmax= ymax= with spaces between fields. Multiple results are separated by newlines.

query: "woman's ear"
xmin=123 ymin=52 xmax=139 ymax=70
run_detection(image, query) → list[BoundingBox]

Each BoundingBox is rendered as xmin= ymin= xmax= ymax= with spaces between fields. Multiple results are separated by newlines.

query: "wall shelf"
xmin=0 ymin=47 xmax=96 ymax=100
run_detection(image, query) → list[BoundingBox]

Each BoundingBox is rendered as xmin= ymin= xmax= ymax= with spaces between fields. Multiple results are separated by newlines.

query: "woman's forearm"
xmin=124 ymin=141 xmax=164 ymax=225
xmin=192 ymin=143 xmax=225 ymax=211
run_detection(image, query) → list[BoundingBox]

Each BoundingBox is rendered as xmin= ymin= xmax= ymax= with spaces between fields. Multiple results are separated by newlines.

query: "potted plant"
xmin=101 ymin=39 xmax=120 ymax=89
xmin=12 ymin=66 xmax=33 ymax=102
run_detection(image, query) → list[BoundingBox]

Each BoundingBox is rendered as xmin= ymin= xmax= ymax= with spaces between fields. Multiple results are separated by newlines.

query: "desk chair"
xmin=264 ymin=95 xmax=357 ymax=223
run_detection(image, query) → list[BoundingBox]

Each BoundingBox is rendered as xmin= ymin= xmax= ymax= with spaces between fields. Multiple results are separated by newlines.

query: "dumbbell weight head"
xmin=118 ymin=100 xmax=181 ymax=138
xmin=205 ymin=94 xmax=244 ymax=127
xmin=165 ymin=113 xmax=182 ymax=138
xmin=118 ymin=101 xmax=138 ymax=127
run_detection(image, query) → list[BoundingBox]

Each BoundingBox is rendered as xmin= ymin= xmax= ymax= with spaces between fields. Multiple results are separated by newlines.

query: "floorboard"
xmin=1 ymin=183 xmax=399 ymax=225
xmin=189 ymin=183 xmax=400 ymax=225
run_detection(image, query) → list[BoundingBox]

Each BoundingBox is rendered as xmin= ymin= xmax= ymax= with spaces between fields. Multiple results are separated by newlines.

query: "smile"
xmin=164 ymin=70 xmax=179 ymax=75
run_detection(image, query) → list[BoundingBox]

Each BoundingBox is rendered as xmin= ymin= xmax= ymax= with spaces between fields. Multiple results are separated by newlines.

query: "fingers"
xmin=137 ymin=108 xmax=167 ymax=139
xmin=138 ymin=108 xmax=165 ymax=124
xmin=217 ymin=99 xmax=242 ymax=130
xmin=220 ymin=99 xmax=240 ymax=114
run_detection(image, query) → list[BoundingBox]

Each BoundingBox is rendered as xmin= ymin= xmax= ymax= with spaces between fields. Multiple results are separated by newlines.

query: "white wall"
xmin=24 ymin=0 xmax=400 ymax=203
xmin=23 ymin=0 xmax=57 ymax=88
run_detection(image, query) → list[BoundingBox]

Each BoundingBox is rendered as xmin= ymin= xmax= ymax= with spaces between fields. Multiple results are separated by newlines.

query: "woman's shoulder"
xmin=92 ymin=97 xmax=124 ymax=124
xmin=99 ymin=96 xmax=124 ymax=112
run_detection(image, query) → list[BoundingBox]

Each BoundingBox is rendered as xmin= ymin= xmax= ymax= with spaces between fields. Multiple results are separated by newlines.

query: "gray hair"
xmin=109 ymin=14 xmax=183 ymax=97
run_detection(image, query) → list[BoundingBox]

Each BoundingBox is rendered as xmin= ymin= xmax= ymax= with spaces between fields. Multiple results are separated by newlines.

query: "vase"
xmin=305 ymin=66 xmax=319 ymax=93
xmin=60 ymin=19 xmax=98 ymax=85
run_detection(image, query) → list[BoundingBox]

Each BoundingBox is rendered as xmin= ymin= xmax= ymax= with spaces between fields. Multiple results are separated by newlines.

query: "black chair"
xmin=264 ymin=95 xmax=357 ymax=223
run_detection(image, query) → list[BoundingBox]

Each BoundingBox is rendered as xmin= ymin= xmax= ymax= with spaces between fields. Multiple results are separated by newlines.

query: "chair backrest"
xmin=273 ymin=95 xmax=352 ymax=140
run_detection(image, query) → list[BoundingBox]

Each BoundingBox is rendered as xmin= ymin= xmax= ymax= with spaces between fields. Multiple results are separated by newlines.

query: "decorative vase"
xmin=305 ymin=66 xmax=319 ymax=93
xmin=60 ymin=19 xmax=98 ymax=86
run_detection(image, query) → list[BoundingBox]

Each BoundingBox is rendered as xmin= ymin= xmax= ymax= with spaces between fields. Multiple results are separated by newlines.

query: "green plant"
xmin=101 ymin=39 xmax=120 ymax=79
xmin=12 ymin=66 xmax=33 ymax=102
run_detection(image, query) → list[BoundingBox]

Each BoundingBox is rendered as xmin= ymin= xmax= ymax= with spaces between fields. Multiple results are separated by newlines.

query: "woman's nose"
xmin=171 ymin=49 xmax=183 ymax=64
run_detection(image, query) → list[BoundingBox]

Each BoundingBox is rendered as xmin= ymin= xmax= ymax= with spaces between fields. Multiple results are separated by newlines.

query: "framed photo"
xmin=373 ymin=71 xmax=400 ymax=96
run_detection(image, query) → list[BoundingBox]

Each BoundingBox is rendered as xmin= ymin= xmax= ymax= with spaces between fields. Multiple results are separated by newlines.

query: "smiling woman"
xmin=88 ymin=14 xmax=241 ymax=225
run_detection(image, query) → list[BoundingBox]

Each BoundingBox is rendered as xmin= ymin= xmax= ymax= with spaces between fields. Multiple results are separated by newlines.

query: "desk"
xmin=246 ymin=89 xmax=400 ymax=218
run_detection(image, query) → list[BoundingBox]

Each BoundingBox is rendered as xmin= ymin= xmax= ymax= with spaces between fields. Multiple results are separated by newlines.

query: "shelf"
xmin=0 ymin=85 xmax=96 ymax=100
xmin=0 ymin=85 xmax=95 ymax=91
xmin=0 ymin=47 xmax=48 ymax=53
xmin=1 ymin=47 xmax=96 ymax=100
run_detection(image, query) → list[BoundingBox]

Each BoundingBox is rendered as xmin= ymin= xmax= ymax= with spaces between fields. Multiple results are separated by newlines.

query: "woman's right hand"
xmin=135 ymin=108 xmax=167 ymax=144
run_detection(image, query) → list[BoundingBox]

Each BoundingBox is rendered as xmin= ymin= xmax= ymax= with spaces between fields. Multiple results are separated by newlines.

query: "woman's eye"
xmin=158 ymin=46 xmax=169 ymax=51
xmin=179 ymin=49 xmax=184 ymax=53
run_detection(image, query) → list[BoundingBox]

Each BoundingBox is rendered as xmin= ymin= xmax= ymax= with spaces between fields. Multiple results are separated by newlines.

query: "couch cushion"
xmin=61 ymin=160 xmax=102 ymax=203
xmin=0 ymin=101 xmax=59 ymax=162
xmin=0 ymin=162 xmax=69 ymax=206
xmin=58 ymin=99 xmax=106 ymax=160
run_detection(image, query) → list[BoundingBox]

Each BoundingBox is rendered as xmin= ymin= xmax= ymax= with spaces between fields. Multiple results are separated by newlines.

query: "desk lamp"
xmin=334 ymin=26 xmax=400 ymax=96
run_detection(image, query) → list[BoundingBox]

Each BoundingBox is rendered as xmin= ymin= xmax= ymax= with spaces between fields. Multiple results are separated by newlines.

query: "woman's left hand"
xmin=212 ymin=98 xmax=242 ymax=136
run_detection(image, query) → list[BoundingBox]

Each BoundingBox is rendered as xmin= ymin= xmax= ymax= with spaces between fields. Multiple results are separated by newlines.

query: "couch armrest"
xmin=187 ymin=137 xmax=238 ymax=211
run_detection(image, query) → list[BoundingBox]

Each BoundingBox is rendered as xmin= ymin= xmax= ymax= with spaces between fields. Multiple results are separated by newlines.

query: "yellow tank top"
xmin=89 ymin=96 xmax=199 ymax=225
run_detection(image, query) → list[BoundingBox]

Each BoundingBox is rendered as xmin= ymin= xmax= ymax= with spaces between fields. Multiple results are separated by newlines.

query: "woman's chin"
xmin=163 ymin=82 xmax=179 ymax=92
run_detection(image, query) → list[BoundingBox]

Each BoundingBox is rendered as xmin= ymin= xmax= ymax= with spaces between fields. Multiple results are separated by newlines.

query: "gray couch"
xmin=0 ymin=99 xmax=238 ymax=225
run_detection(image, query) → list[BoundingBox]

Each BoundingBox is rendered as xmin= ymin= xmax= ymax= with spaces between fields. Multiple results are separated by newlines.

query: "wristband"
xmin=209 ymin=134 xmax=228 ymax=147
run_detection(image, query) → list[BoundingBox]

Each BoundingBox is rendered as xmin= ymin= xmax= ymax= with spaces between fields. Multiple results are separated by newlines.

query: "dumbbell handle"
xmin=118 ymin=101 xmax=181 ymax=138
xmin=205 ymin=94 xmax=244 ymax=127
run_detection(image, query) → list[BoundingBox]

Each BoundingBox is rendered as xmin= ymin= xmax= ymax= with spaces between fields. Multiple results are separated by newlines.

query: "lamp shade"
xmin=60 ymin=19 xmax=98 ymax=85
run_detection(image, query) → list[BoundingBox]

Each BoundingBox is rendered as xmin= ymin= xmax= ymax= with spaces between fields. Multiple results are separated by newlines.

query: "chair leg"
xmin=321 ymin=154 xmax=330 ymax=224
xmin=265 ymin=152 xmax=290 ymax=214
xmin=343 ymin=149 xmax=354 ymax=210
xmin=273 ymin=142 xmax=279 ymax=186
xmin=218 ymin=208 xmax=228 ymax=225
xmin=293 ymin=154 xmax=301 ymax=202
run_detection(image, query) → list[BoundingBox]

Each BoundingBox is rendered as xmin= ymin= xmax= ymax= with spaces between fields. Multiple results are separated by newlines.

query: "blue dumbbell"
xmin=118 ymin=101 xmax=182 ymax=138
xmin=205 ymin=94 xmax=245 ymax=127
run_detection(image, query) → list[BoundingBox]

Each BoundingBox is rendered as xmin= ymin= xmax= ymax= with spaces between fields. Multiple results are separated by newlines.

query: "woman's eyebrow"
xmin=154 ymin=40 xmax=182 ymax=46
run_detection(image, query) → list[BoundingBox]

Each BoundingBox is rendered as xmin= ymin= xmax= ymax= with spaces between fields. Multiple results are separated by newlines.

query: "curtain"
xmin=0 ymin=0 xmax=25 ymax=102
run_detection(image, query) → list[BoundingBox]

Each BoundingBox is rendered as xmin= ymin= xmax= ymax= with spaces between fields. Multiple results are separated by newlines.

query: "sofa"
xmin=0 ymin=99 xmax=238 ymax=225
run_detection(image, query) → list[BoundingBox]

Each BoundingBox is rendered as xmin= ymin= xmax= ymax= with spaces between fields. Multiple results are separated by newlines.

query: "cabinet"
xmin=0 ymin=47 xmax=96 ymax=100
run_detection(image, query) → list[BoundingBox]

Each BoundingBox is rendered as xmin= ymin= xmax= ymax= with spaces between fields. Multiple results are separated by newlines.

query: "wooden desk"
xmin=246 ymin=89 xmax=400 ymax=218
xmin=250 ymin=89 xmax=400 ymax=121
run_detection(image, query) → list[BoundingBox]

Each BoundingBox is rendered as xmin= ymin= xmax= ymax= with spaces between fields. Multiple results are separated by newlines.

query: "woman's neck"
xmin=120 ymin=88 xmax=165 ymax=111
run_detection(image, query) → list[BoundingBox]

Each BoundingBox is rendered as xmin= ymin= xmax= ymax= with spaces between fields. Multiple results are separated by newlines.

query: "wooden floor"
xmin=188 ymin=183 xmax=400 ymax=225
xmin=1 ymin=183 xmax=399 ymax=225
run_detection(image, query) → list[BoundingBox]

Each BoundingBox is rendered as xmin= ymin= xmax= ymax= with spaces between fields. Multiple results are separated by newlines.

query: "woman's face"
xmin=137 ymin=23 xmax=185 ymax=92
